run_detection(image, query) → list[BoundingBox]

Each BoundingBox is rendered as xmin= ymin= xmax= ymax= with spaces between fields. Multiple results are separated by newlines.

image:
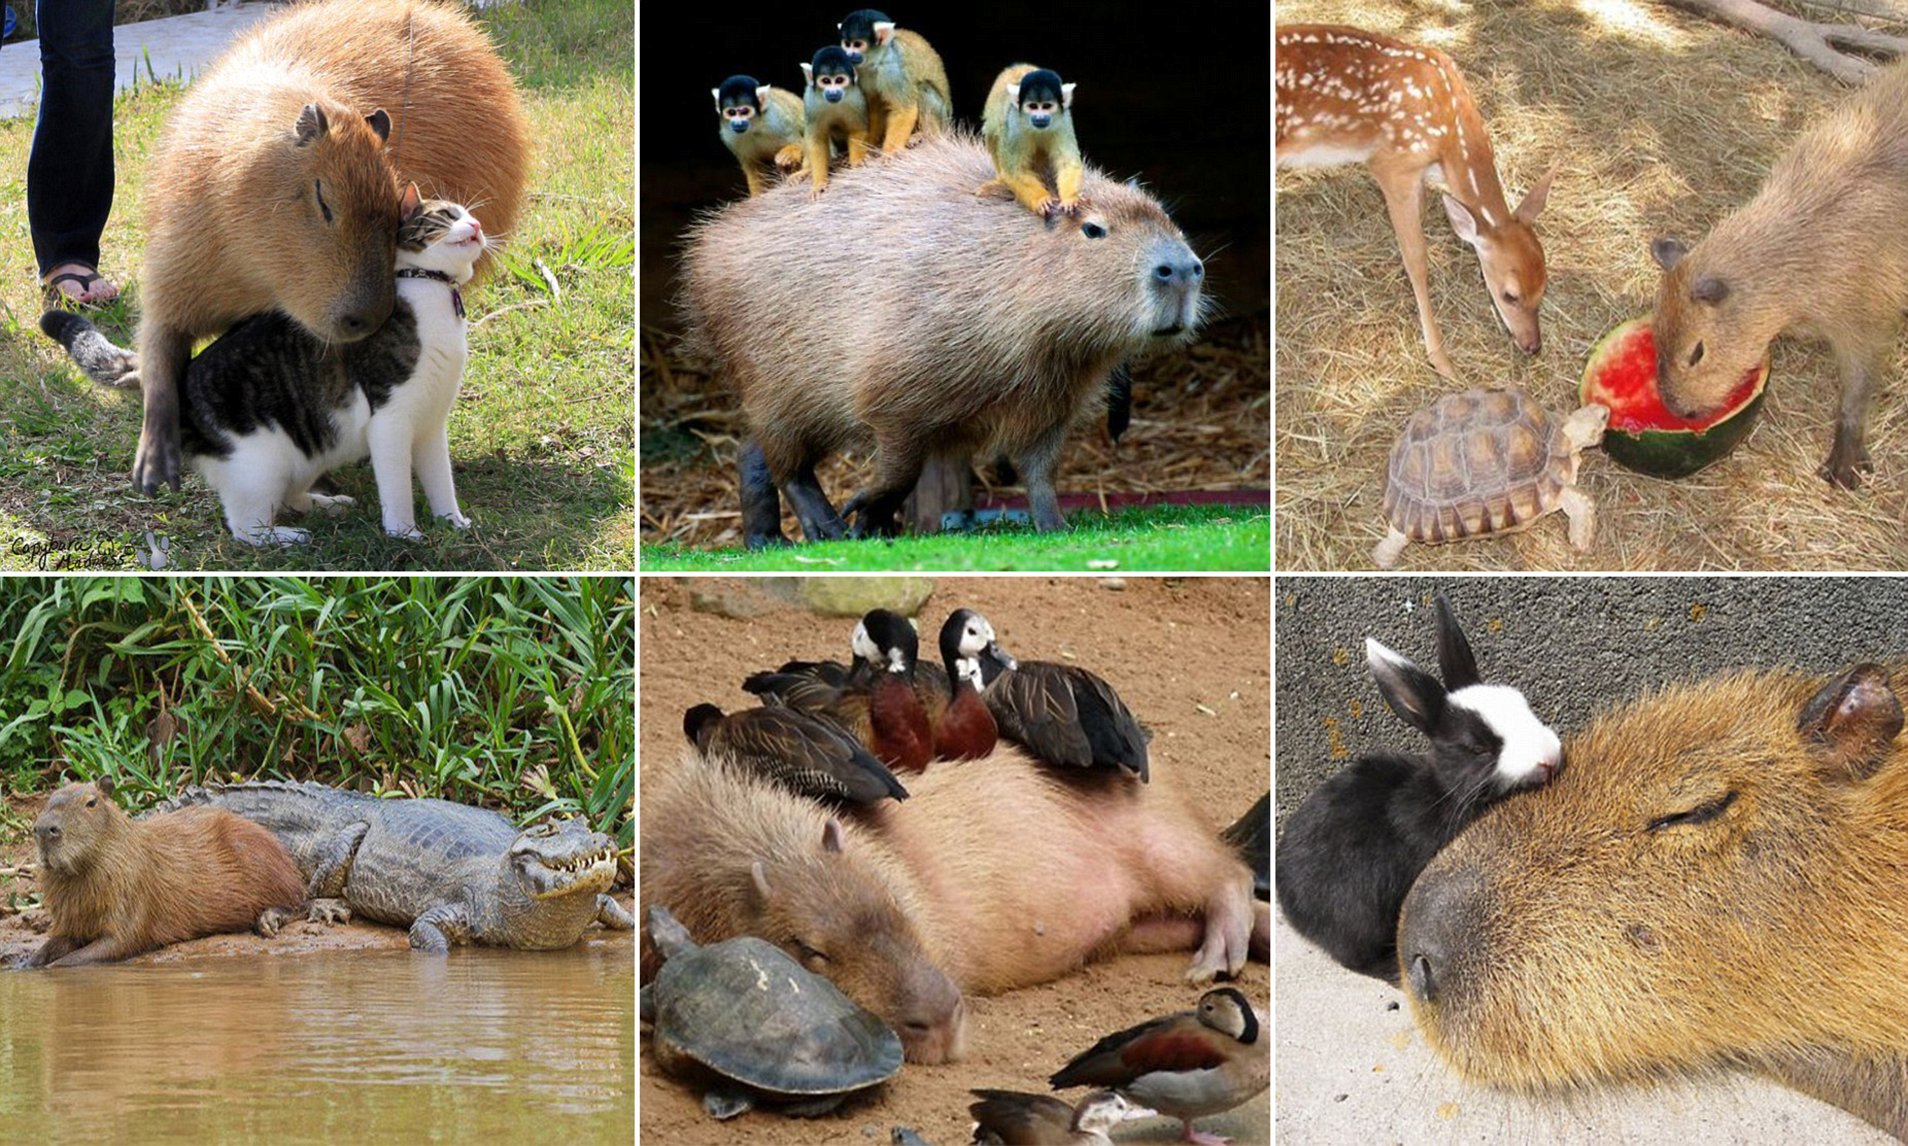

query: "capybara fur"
xmin=1652 ymin=60 xmax=1908 ymax=489
xmin=27 ymin=779 xmax=307 ymax=968
xmin=681 ymin=131 xmax=1206 ymax=543
xmin=1398 ymin=665 xmax=1908 ymax=1136
xmin=133 ymin=0 xmax=529 ymax=494
xmin=640 ymin=748 xmax=1258 ymax=1065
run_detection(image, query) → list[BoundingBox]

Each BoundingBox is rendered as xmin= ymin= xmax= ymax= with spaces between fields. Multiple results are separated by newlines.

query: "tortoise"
xmin=1374 ymin=387 xmax=1607 ymax=568
xmin=640 ymin=904 xmax=903 ymax=1120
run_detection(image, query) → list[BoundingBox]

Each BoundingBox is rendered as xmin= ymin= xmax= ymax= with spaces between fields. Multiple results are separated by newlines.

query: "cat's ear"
xmin=294 ymin=103 xmax=329 ymax=146
xmin=364 ymin=108 xmax=391 ymax=144
xmin=400 ymin=182 xmax=422 ymax=220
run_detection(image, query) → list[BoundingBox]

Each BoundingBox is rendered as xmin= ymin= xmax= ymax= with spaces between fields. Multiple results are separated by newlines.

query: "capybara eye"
xmin=315 ymin=180 xmax=332 ymax=223
xmin=85 ymin=798 xmax=96 ymax=808
xmin=1688 ymin=341 xmax=1705 ymax=367
xmin=1082 ymin=222 xmax=1107 ymax=239
xmin=1646 ymin=790 xmax=1736 ymax=833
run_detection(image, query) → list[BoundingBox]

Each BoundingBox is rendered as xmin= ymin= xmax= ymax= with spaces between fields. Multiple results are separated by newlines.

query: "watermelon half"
xmin=1579 ymin=317 xmax=1769 ymax=479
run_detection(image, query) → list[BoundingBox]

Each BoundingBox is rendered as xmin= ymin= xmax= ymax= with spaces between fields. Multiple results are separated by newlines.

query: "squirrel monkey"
xmin=799 ymin=46 xmax=872 ymax=196
xmin=713 ymin=75 xmax=805 ymax=197
xmin=978 ymin=64 xmax=1084 ymax=218
xmin=837 ymin=9 xmax=949 ymax=155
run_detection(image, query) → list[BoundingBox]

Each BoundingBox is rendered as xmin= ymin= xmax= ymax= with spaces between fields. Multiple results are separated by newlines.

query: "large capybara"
xmin=1397 ymin=663 xmax=1908 ymax=1136
xmin=681 ymin=131 xmax=1206 ymax=546
xmin=1652 ymin=60 xmax=1908 ymax=489
xmin=641 ymin=748 xmax=1259 ymax=1065
xmin=132 ymin=0 xmax=530 ymax=495
xmin=25 ymin=778 xmax=308 ymax=968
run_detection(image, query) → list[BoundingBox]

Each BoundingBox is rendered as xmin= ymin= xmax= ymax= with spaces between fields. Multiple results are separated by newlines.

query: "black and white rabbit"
xmin=1276 ymin=593 xmax=1561 ymax=983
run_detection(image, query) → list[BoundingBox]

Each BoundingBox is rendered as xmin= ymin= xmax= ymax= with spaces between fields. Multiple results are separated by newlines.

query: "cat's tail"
xmin=39 ymin=310 xmax=139 ymax=389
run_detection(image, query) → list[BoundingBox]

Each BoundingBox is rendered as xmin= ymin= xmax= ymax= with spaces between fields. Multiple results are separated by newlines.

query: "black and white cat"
xmin=42 ymin=184 xmax=486 ymax=546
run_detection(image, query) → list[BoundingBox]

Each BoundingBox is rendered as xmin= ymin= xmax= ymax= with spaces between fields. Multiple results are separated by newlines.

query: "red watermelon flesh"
xmin=1581 ymin=317 xmax=1769 ymax=479
xmin=1590 ymin=323 xmax=1762 ymax=432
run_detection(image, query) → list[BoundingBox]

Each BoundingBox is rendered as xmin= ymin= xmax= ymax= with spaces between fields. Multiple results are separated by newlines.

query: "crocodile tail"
xmin=39 ymin=310 xmax=140 ymax=389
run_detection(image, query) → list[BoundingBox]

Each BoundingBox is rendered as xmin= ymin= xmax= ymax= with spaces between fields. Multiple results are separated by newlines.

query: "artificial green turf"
xmin=0 ymin=0 xmax=633 ymax=572
xmin=639 ymin=503 xmax=1271 ymax=572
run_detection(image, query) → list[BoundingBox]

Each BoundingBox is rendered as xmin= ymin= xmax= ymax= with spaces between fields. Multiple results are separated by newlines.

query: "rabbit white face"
xmin=1445 ymin=683 xmax=1563 ymax=789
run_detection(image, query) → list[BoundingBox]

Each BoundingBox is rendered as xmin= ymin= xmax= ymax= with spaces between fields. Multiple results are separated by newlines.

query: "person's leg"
xmin=29 ymin=0 xmax=116 ymax=300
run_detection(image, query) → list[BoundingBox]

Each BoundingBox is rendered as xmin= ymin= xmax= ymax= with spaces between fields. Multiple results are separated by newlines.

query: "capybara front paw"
xmin=133 ymin=433 xmax=182 ymax=495
xmin=256 ymin=907 xmax=293 ymax=938
xmin=1819 ymin=447 xmax=1872 ymax=488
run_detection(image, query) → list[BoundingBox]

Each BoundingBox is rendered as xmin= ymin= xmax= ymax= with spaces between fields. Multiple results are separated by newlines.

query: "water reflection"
xmin=0 ymin=944 xmax=633 ymax=1141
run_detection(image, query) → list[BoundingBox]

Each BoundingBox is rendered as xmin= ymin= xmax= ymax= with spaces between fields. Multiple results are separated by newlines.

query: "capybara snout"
xmin=1402 ymin=664 xmax=1908 ymax=1102
xmin=1144 ymin=236 xmax=1204 ymax=335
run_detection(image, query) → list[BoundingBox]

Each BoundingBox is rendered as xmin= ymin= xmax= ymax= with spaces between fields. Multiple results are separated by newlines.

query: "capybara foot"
xmin=308 ymin=898 xmax=352 ymax=926
xmin=1819 ymin=444 xmax=1872 ymax=488
xmin=256 ymin=906 xmax=295 ymax=937
xmin=744 ymin=530 xmax=792 ymax=550
xmin=1187 ymin=884 xmax=1254 ymax=983
xmin=133 ymin=428 xmax=182 ymax=495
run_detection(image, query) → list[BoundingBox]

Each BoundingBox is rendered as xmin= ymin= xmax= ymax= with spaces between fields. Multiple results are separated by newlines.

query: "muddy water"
xmin=0 ymin=946 xmax=633 ymax=1141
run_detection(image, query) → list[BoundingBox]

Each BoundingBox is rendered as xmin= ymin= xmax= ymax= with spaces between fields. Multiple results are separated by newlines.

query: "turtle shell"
xmin=646 ymin=933 xmax=903 ymax=1098
xmin=1383 ymin=387 xmax=1571 ymax=544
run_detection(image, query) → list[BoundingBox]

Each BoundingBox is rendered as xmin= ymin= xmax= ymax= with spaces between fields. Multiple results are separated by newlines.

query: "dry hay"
xmin=641 ymin=316 xmax=1269 ymax=550
xmin=1277 ymin=0 xmax=1908 ymax=570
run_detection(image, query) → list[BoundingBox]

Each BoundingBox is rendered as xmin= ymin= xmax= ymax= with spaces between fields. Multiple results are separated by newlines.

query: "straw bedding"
xmin=1277 ymin=0 xmax=1908 ymax=570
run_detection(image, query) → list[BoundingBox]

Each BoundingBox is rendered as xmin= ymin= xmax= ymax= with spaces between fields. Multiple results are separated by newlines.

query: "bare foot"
xmin=43 ymin=262 xmax=120 ymax=306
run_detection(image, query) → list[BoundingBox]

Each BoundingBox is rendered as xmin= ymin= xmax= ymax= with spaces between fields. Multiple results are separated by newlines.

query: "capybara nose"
xmin=1409 ymin=952 xmax=1440 ymax=1001
xmin=1399 ymin=861 xmax=1488 ymax=1005
xmin=1154 ymin=255 xmax=1204 ymax=287
xmin=338 ymin=313 xmax=374 ymax=338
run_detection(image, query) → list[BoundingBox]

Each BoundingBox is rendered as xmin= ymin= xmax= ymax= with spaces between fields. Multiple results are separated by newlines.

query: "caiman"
xmin=154 ymin=781 xmax=633 ymax=952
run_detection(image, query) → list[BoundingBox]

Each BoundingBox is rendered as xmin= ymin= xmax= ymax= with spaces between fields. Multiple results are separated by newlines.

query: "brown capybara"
xmin=1652 ymin=60 xmax=1908 ymax=489
xmin=682 ymin=131 xmax=1206 ymax=546
xmin=1397 ymin=663 xmax=1908 ymax=1136
xmin=133 ymin=0 xmax=530 ymax=495
xmin=25 ymin=778 xmax=307 ymax=968
xmin=641 ymin=747 xmax=1260 ymax=1065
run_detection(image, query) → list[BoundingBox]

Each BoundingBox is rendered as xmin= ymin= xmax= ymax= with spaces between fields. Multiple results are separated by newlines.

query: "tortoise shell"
xmin=642 ymin=907 xmax=902 ymax=1104
xmin=1383 ymin=388 xmax=1573 ymax=544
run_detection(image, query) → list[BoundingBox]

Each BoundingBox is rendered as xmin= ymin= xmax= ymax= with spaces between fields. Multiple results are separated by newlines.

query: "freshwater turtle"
xmin=640 ymin=904 xmax=903 ymax=1120
xmin=1374 ymin=387 xmax=1607 ymax=568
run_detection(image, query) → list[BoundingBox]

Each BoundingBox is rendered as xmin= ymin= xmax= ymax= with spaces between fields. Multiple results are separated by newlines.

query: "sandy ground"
xmin=638 ymin=576 xmax=1272 ymax=1144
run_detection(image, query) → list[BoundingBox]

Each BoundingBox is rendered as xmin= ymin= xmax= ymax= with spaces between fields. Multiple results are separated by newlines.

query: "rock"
xmin=787 ymin=577 xmax=934 ymax=618
xmin=688 ymin=582 xmax=783 ymax=620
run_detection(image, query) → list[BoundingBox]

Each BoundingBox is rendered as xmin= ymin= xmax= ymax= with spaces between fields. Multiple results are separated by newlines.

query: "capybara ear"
xmin=749 ymin=859 xmax=772 ymax=905
xmin=400 ymin=182 xmax=422 ymax=219
xmin=1797 ymin=664 xmax=1904 ymax=780
xmin=95 ymin=775 xmax=116 ymax=799
xmin=294 ymin=102 xmax=329 ymax=145
xmin=1651 ymin=237 xmax=1687 ymax=272
xmin=364 ymin=108 xmax=391 ymax=143
xmin=822 ymin=817 xmax=845 ymax=854
xmin=1434 ymin=593 xmax=1481 ymax=690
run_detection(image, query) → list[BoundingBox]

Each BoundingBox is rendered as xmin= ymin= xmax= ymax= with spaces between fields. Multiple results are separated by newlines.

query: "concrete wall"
xmin=1275 ymin=576 xmax=1908 ymax=831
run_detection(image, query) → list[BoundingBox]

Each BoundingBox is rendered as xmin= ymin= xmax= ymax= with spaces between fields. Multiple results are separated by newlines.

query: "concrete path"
xmin=0 ymin=1 xmax=271 ymax=121
xmin=1276 ymin=916 xmax=1887 ymax=1144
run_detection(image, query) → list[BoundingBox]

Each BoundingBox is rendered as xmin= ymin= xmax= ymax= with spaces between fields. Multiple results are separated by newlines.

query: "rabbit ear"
xmin=1434 ymin=593 xmax=1481 ymax=689
xmin=1368 ymin=637 xmax=1447 ymax=735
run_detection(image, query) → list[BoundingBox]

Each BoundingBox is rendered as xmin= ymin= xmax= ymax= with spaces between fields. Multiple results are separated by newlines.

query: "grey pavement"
xmin=0 ymin=2 xmax=271 ymax=121
xmin=1273 ymin=576 xmax=1908 ymax=1143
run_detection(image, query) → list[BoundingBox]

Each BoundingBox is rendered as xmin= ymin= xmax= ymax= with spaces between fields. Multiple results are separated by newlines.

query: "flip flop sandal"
xmin=43 ymin=268 xmax=117 ymax=307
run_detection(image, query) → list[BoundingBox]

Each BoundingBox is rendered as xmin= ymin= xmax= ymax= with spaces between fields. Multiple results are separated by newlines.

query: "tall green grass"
xmin=0 ymin=577 xmax=633 ymax=850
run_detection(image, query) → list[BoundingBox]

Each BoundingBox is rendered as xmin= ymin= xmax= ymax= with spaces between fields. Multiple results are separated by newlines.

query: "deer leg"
xmin=1370 ymin=159 xmax=1454 ymax=379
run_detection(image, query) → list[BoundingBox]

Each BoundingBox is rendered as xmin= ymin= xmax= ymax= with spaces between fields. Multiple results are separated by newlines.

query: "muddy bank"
xmin=638 ymin=577 xmax=1271 ymax=1144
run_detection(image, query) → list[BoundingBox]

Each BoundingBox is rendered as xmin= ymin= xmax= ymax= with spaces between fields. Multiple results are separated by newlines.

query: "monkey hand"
xmin=773 ymin=144 xmax=804 ymax=172
xmin=1041 ymin=196 xmax=1084 ymax=220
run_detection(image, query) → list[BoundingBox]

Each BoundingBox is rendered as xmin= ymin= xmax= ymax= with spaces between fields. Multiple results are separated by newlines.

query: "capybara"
xmin=26 ymin=778 xmax=307 ymax=967
xmin=1652 ymin=60 xmax=1908 ymax=489
xmin=681 ymin=131 xmax=1206 ymax=546
xmin=1398 ymin=663 xmax=1908 ymax=1136
xmin=133 ymin=0 xmax=530 ymax=495
xmin=640 ymin=748 xmax=1259 ymax=1065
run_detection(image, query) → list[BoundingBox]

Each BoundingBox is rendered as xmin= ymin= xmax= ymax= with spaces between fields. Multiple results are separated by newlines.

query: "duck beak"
xmin=1121 ymin=1104 xmax=1158 ymax=1122
xmin=984 ymin=642 xmax=1017 ymax=672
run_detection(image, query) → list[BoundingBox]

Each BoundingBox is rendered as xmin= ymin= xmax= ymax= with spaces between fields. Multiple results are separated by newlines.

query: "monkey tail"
xmin=39 ymin=310 xmax=140 ymax=389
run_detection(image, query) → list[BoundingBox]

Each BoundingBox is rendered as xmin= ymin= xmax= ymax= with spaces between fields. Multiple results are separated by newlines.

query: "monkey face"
xmin=817 ymin=72 xmax=853 ymax=103
xmin=840 ymin=35 xmax=871 ymax=63
xmin=722 ymin=104 xmax=756 ymax=134
xmin=1022 ymin=99 xmax=1058 ymax=130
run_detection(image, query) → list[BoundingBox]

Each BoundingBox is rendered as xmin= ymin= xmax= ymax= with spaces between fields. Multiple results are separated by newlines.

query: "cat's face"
xmin=396 ymin=194 xmax=486 ymax=281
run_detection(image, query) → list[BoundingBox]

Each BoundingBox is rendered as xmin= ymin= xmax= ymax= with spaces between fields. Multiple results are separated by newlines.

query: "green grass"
xmin=0 ymin=0 xmax=633 ymax=571
xmin=638 ymin=503 xmax=1272 ymax=572
xmin=0 ymin=576 xmax=634 ymax=857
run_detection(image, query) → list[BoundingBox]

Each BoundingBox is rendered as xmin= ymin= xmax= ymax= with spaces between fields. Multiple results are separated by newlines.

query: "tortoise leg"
xmin=1560 ymin=486 xmax=1597 ymax=551
xmin=1373 ymin=527 xmax=1410 ymax=569
xmin=703 ymin=1087 xmax=756 ymax=1120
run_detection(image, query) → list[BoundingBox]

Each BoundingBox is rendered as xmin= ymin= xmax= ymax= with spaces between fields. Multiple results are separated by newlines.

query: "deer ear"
xmin=1799 ymin=664 xmax=1903 ymax=780
xmin=1514 ymin=166 xmax=1556 ymax=223
xmin=1692 ymin=275 xmax=1730 ymax=304
xmin=1651 ymin=237 xmax=1688 ymax=271
xmin=1442 ymin=195 xmax=1480 ymax=245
